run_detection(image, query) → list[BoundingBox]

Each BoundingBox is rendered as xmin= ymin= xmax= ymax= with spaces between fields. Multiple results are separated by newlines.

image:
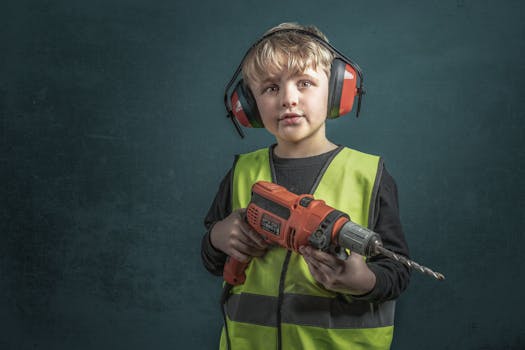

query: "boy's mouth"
xmin=278 ymin=112 xmax=304 ymax=125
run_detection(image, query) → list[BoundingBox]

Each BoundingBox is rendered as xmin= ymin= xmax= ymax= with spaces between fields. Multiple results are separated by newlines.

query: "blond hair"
xmin=242 ymin=23 xmax=334 ymax=88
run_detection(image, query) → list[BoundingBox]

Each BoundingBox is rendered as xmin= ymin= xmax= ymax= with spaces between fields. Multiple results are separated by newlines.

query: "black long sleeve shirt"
xmin=201 ymin=146 xmax=411 ymax=302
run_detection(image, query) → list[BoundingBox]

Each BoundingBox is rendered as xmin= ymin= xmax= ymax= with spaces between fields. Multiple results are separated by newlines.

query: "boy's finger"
xmin=232 ymin=241 xmax=267 ymax=260
xmin=236 ymin=232 xmax=264 ymax=250
xmin=230 ymin=249 xmax=251 ymax=263
xmin=240 ymin=224 xmax=269 ymax=248
xmin=301 ymin=246 xmax=339 ymax=271
xmin=307 ymin=246 xmax=338 ymax=265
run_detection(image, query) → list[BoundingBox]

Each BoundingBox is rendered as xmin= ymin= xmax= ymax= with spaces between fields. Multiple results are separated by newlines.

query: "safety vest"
xmin=221 ymin=146 xmax=395 ymax=350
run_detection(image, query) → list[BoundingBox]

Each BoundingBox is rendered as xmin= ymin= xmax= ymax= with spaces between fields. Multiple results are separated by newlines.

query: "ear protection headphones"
xmin=224 ymin=28 xmax=365 ymax=138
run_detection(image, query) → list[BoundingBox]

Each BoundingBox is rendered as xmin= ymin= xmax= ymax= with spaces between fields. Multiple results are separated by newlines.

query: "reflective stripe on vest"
xmin=225 ymin=292 xmax=395 ymax=328
xmin=222 ymin=146 xmax=394 ymax=350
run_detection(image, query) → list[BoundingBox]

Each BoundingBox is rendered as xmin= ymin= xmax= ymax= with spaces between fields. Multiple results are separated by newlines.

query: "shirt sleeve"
xmin=200 ymin=169 xmax=232 ymax=276
xmin=352 ymin=165 xmax=412 ymax=302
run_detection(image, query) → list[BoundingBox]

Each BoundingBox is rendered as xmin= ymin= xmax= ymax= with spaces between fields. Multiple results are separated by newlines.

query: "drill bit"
xmin=336 ymin=220 xmax=445 ymax=281
xmin=375 ymin=245 xmax=445 ymax=280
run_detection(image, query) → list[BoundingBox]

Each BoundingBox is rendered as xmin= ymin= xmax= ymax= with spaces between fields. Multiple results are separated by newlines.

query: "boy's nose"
xmin=281 ymin=86 xmax=299 ymax=108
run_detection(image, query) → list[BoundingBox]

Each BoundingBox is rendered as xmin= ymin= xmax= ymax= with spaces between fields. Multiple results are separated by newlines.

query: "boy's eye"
xmin=262 ymin=85 xmax=279 ymax=94
xmin=299 ymin=80 xmax=313 ymax=88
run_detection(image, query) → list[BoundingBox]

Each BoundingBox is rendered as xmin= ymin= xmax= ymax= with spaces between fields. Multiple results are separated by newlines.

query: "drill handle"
xmin=223 ymin=256 xmax=249 ymax=286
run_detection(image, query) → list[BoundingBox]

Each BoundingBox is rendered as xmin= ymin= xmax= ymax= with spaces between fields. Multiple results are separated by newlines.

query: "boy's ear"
xmin=327 ymin=58 xmax=359 ymax=119
xmin=230 ymin=80 xmax=264 ymax=128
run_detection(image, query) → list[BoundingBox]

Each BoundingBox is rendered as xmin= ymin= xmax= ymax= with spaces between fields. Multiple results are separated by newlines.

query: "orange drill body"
xmin=245 ymin=181 xmax=348 ymax=251
xmin=223 ymin=181 xmax=349 ymax=285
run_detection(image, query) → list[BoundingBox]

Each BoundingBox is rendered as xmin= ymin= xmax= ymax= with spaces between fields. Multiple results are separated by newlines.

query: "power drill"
xmin=223 ymin=181 xmax=445 ymax=285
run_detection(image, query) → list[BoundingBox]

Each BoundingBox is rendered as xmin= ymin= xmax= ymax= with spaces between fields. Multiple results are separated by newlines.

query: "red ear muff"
xmin=230 ymin=80 xmax=264 ymax=128
xmin=327 ymin=58 xmax=359 ymax=119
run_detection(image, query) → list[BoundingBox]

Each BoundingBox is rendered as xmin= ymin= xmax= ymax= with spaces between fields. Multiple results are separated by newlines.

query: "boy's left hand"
xmin=299 ymin=246 xmax=376 ymax=296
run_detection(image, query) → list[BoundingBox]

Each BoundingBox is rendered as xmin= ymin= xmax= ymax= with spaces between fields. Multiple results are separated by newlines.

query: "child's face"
xmin=250 ymin=66 xmax=329 ymax=146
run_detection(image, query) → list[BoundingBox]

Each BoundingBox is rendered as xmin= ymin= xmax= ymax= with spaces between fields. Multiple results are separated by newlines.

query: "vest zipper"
xmin=276 ymin=250 xmax=292 ymax=350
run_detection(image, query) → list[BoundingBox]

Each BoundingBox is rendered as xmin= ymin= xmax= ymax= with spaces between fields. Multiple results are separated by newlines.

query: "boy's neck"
xmin=273 ymin=138 xmax=338 ymax=158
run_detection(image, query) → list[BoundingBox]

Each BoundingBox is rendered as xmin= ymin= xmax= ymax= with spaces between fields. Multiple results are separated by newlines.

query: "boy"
xmin=201 ymin=22 xmax=410 ymax=350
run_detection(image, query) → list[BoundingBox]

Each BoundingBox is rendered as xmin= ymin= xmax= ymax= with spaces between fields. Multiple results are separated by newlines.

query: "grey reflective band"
xmin=225 ymin=292 xmax=278 ymax=327
xmin=225 ymin=293 xmax=395 ymax=329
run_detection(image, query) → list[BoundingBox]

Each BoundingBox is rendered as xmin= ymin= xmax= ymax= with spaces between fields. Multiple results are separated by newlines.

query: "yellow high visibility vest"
xmin=221 ymin=146 xmax=395 ymax=350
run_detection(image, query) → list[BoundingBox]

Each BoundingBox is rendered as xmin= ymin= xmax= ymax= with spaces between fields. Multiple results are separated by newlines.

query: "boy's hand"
xmin=210 ymin=209 xmax=269 ymax=263
xmin=299 ymin=246 xmax=376 ymax=296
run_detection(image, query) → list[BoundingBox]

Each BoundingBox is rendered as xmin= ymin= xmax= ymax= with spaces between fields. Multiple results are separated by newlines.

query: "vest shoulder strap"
xmin=314 ymin=147 xmax=382 ymax=227
xmin=232 ymin=147 xmax=272 ymax=210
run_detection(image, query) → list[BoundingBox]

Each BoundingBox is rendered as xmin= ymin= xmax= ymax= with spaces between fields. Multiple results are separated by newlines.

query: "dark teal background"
xmin=2 ymin=0 xmax=524 ymax=349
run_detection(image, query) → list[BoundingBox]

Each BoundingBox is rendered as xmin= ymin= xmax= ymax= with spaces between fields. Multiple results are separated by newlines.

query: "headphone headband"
xmin=224 ymin=28 xmax=365 ymax=138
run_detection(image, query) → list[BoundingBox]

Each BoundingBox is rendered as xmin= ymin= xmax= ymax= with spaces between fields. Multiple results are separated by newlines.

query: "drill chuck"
xmin=338 ymin=221 xmax=382 ymax=257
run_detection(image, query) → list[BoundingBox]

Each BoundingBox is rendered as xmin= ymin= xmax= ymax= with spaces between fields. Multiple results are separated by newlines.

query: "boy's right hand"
xmin=210 ymin=208 xmax=269 ymax=263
